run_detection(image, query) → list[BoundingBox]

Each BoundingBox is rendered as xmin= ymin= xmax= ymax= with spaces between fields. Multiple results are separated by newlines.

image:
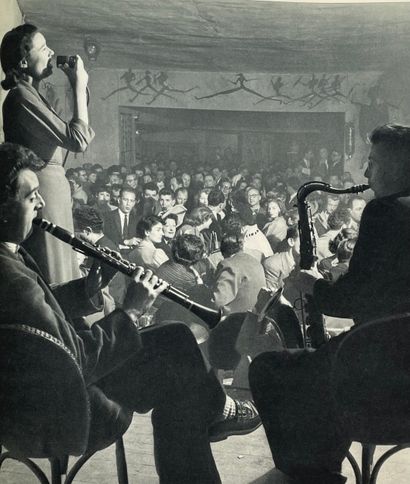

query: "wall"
xmin=0 ymin=0 xmax=23 ymax=142
xmin=84 ymin=68 xmax=390 ymax=181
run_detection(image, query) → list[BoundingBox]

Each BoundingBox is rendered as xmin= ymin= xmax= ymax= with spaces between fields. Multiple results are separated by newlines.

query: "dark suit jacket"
xmin=103 ymin=209 xmax=138 ymax=248
xmin=0 ymin=245 xmax=141 ymax=385
xmin=314 ymin=194 xmax=410 ymax=324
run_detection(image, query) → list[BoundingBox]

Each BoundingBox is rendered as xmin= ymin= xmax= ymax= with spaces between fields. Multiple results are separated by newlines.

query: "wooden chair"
xmin=332 ymin=313 xmax=410 ymax=484
xmin=0 ymin=324 xmax=132 ymax=484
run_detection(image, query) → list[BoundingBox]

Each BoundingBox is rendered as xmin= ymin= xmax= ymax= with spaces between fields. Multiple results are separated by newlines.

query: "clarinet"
xmin=33 ymin=218 xmax=221 ymax=329
xmin=296 ymin=181 xmax=369 ymax=346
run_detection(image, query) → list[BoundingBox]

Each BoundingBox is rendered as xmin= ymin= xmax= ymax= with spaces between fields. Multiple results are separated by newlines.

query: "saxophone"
xmin=296 ymin=181 xmax=370 ymax=346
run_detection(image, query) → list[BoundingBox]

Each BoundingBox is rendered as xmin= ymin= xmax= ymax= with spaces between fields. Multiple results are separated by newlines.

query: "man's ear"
xmin=287 ymin=237 xmax=295 ymax=248
xmin=84 ymin=226 xmax=93 ymax=236
xmin=18 ymin=58 xmax=28 ymax=69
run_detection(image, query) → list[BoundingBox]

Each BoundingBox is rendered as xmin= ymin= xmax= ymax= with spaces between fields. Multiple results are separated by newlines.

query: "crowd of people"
xmin=65 ymin=151 xmax=367 ymax=326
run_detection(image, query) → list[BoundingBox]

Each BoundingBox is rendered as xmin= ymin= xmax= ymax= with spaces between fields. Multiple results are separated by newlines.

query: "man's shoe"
xmin=208 ymin=400 xmax=262 ymax=442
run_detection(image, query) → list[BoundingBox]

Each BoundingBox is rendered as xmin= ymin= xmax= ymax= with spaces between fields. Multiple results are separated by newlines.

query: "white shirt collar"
xmin=0 ymin=242 xmax=19 ymax=254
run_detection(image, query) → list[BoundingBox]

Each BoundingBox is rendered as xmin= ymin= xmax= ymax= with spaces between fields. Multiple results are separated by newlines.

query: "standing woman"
xmin=1 ymin=24 xmax=94 ymax=283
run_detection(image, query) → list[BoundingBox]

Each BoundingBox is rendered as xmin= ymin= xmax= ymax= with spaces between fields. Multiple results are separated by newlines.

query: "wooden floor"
xmin=1 ymin=411 xmax=410 ymax=483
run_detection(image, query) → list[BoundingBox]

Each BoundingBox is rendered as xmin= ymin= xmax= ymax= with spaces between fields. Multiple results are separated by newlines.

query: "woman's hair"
xmin=183 ymin=206 xmax=212 ymax=227
xmin=327 ymin=208 xmax=351 ymax=231
xmin=136 ymin=215 xmax=163 ymax=238
xmin=328 ymin=227 xmax=357 ymax=254
xmin=73 ymin=205 xmax=104 ymax=233
xmin=222 ymin=213 xmax=243 ymax=236
xmin=171 ymin=234 xmax=204 ymax=265
xmin=1 ymin=24 xmax=38 ymax=90
xmin=336 ymin=238 xmax=357 ymax=263
xmin=0 ymin=143 xmax=45 ymax=204
xmin=275 ymin=225 xmax=299 ymax=253
xmin=220 ymin=232 xmax=244 ymax=258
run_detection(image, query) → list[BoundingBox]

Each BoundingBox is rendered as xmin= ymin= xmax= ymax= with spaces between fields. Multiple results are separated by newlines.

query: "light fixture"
xmin=83 ymin=37 xmax=100 ymax=61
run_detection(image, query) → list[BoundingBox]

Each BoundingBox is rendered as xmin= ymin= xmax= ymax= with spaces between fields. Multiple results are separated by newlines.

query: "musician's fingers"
xmin=153 ymin=279 xmax=168 ymax=295
xmin=131 ymin=266 xmax=145 ymax=281
xmin=141 ymin=269 xmax=153 ymax=282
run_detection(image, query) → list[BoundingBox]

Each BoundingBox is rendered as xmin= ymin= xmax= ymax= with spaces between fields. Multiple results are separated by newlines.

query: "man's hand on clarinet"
xmin=123 ymin=267 xmax=168 ymax=323
xmin=85 ymin=258 xmax=118 ymax=298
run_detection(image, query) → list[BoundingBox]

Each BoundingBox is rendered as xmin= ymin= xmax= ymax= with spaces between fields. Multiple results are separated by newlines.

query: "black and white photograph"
xmin=1 ymin=0 xmax=410 ymax=482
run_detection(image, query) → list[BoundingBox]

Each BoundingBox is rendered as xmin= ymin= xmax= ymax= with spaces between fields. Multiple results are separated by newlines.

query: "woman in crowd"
xmin=128 ymin=215 xmax=169 ymax=270
xmin=177 ymin=206 xmax=214 ymax=254
xmin=1 ymin=24 xmax=94 ymax=283
xmin=262 ymin=197 xmax=288 ymax=252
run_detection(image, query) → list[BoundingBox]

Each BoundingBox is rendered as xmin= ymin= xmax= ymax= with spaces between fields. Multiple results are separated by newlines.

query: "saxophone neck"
xmin=297 ymin=180 xmax=370 ymax=203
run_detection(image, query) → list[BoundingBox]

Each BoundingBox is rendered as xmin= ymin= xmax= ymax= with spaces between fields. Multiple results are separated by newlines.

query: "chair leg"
xmin=64 ymin=451 xmax=97 ymax=484
xmin=362 ymin=444 xmax=376 ymax=484
xmin=0 ymin=451 xmax=50 ymax=484
xmin=369 ymin=444 xmax=410 ymax=484
xmin=50 ymin=458 xmax=63 ymax=484
xmin=115 ymin=438 xmax=129 ymax=484
xmin=346 ymin=450 xmax=362 ymax=484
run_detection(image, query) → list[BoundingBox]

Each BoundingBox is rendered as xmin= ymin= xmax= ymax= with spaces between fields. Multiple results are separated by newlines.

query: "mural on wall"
xmin=195 ymin=73 xmax=281 ymax=103
xmin=255 ymin=73 xmax=350 ymax=107
xmin=102 ymin=69 xmax=198 ymax=104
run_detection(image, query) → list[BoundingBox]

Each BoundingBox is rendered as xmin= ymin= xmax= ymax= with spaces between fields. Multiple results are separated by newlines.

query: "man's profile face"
xmin=326 ymin=198 xmax=339 ymax=214
xmin=77 ymin=170 xmax=87 ymax=183
xmin=5 ymin=169 xmax=45 ymax=244
xmin=125 ymin=174 xmax=137 ymax=188
xmin=109 ymin=173 xmax=121 ymax=185
xmin=365 ymin=143 xmax=400 ymax=198
xmin=144 ymin=188 xmax=158 ymax=200
xmin=118 ymin=190 xmax=136 ymax=214
xmin=97 ymin=191 xmax=110 ymax=203
xmin=160 ymin=194 xmax=175 ymax=210
xmin=204 ymin=175 xmax=215 ymax=188
xmin=176 ymin=190 xmax=188 ymax=206
xmin=181 ymin=173 xmax=191 ymax=187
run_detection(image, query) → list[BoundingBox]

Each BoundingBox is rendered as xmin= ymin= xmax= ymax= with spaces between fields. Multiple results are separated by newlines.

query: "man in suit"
xmin=250 ymin=124 xmax=410 ymax=484
xmin=0 ymin=142 xmax=261 ymax=483
xmin=207 ymin=188 xmax=225 ymax=250
xmin=103 ymin=186 xmax=139 ymax=252
xmin=246 ymin=187 xmax=267 ymax=230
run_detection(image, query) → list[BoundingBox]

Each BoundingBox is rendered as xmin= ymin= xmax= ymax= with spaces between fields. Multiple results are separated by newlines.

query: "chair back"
xmin=333 ymin=313 xmax=410 ymax=444
xmin=0 ymin=324 xmax=90 ymax=458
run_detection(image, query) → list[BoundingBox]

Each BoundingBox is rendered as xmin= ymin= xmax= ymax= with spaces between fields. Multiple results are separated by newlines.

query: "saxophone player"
xmin=249 ymin=124 xmax=410 ymax=484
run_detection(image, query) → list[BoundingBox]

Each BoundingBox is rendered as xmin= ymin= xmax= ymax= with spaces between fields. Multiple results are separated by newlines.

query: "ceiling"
xmin=17 ymin=0 xmax=410 ymax=73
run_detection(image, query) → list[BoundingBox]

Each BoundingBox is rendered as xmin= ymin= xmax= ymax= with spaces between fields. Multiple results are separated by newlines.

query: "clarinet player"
xmin=0 ymin=143 xmax=262 ymax=484
xmin=249 ymin=124 xmax=410 ymax=484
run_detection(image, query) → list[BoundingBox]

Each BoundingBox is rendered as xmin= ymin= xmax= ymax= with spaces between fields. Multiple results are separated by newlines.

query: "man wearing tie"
xmin=103 ymin=186 xmax=139 ymax=253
